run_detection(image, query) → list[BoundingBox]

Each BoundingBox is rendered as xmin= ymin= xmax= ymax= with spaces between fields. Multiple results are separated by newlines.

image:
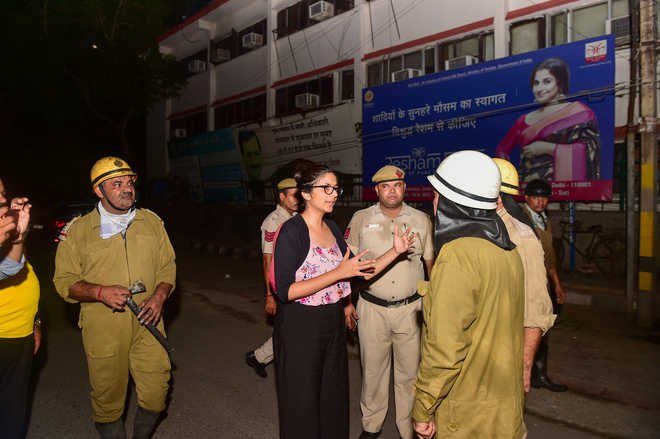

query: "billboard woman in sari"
xmin=495 ymin=58 xmax=601 ymax=183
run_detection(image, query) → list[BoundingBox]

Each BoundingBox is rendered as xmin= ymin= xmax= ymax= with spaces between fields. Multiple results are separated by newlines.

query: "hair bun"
xmin=293 ymin=159 xmax=317 ymax=183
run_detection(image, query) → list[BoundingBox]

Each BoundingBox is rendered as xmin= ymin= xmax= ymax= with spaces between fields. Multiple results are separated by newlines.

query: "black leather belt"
xmin=360 ymin=290 xmax=421 ymax=308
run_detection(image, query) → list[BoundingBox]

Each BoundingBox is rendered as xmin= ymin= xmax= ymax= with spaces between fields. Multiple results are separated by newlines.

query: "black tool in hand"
xmin=127 ymin=281 xmax=174 ymax=355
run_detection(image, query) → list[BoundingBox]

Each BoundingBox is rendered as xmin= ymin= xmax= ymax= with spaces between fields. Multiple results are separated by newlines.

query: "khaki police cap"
xmin=277 ymin=178 xmax=297 ymax=191
xmin=372 ymin=165 xmax=405 ymax=183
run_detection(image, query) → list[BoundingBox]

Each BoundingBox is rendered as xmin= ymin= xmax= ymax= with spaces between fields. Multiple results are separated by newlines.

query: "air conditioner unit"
xmin=606 ymin=16 xmax=630 ymax=45
xmin=173 ymin=129 xmax=187 ymax=138
xmin=309 ymin=1 xmax=335 ymax=21
xmin=211 ymin=47 xmax=231 ymax=63
xmin=187 ymin=59 xmax=207 ymax=74
xmin=242 ymin=32 xmax=263 ymax=49
xmin=295 ymin=93 xmax=320 ymax=110
xmin=444 ymin=55 xmax=479 ymax=70
xmin=391 ymin=68 xmax=422 ymax=82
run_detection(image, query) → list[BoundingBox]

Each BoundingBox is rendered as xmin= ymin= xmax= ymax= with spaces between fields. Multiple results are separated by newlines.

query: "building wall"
xmin=273 ymin=4 xmax=360 ymax=80
xmin=366 ymin=0 xmax=496 ymax=54
xmin=172 ymin=71 xmax=211 ymax=115
xmin=214 ymin=47 xmax=269 ymax=102
xmin=153 ymin=0 xmax=643 ymax=202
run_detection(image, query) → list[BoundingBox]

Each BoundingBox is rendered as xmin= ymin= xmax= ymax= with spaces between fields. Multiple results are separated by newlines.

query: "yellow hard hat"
xmin=90 ymin=156 xmax=137 ymax=188
xmin=492 ymin=158 xmax=519 ymax=196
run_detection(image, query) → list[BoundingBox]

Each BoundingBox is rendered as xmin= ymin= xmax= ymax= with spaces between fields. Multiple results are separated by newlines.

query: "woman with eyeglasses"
xmin=271 ymin=163 xmax=414 ymax=439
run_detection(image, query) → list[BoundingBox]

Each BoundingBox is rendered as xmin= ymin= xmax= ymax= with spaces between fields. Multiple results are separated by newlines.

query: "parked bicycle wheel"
xmin=592 ymin=237 xmax=626 ymax=277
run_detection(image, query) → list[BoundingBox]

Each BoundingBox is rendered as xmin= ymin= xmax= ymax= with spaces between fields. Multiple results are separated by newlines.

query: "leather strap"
xmin=360 ymin=290 xmax=421 ymax=308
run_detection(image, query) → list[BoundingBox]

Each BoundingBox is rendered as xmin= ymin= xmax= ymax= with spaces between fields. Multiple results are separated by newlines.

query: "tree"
xmin=42 ymin=0 xmax=187 ymax=159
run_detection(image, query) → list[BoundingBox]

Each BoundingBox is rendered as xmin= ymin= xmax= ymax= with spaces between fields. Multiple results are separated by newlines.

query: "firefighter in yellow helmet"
xmin=493 ymin=158 xmax=555 ymax=393
xmin=54 ymin=156 xmax=176 ymax=439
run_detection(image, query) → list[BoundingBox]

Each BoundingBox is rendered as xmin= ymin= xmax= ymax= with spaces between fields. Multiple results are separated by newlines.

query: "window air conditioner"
xmin=187 ymin=59 xmax=207 ymax=74
xmin=309 ymin=1 xmax=335 ymax=22
xmin=295 ymin=93 xmax=320 ymax=110
xmin=606 ymin=16 xmax=630 ymax=45
xmin=391 ymin=68 xmax=422 ymax=82
xmin=444 ymin=55 xmax=479 ymax=71
xmin=211 ymin=47 xmax=231 ymax=63
xmin=173 ymin=129 xmax=187 ymax=138
xmin=242 ymin=32 xmax=264 ymax=49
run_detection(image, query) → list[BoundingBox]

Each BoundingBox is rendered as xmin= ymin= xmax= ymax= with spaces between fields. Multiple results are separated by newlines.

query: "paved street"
xmin=24 ymin=249 xmax=652 ymax=438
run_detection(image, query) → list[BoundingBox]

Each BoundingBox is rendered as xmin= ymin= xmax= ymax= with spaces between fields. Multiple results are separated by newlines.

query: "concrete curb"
xmin=525 ymin=388 xmax=660 ymax=438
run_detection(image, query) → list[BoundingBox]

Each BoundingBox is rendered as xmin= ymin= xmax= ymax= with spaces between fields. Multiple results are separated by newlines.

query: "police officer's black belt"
xmin=360 ymin=290 xmax=420 ymax=307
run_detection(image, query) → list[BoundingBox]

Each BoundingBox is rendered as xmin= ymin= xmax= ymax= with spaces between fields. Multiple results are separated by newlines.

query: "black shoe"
xmin=245 ymin=351 xmax=267 ymax=378
xmin=95 ymin=420 xmax=126 ymax=439
xmin=358 ymin=431 xmax=381 ymax=439
xmin=531 ymin=374 xmax=568 ymax=392
xmin=132 ymin=406 xmax=161 ymax=439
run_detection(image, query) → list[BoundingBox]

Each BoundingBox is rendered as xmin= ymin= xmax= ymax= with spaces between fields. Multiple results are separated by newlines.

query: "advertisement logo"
xmin=585 ymin=39 xmax=607 ymax=63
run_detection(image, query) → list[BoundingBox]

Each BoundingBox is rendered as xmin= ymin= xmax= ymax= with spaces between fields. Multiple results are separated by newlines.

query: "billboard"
xmin=362 ymin=35 xmax=615 ymax=201
xmin=242 ymin=103 xmax=362 ymax=182
xmin=169 ymin=128 xmax=245 ymax=202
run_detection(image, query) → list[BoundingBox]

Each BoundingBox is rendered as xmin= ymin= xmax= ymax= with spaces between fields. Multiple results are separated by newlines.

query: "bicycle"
xmin=554 ymin=220 xmax=626 ymax=278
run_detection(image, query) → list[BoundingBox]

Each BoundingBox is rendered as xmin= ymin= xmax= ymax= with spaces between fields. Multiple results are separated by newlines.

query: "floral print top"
xmin=295 ymin=242 xmax=351 ymax=306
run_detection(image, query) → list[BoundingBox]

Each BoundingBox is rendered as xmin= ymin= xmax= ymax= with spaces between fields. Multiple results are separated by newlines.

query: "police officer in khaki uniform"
xmin=53 ymin=157 xmax=176 ymax=439
xmin=493 ymin=159 xmax=556 ymax=393
xmin=245 ymin=178 xmax=298 ymax=377
xmin=345 ymin=165 xmax=433 ymax=439
xmin=523 ymin=179 xmax=568 ymax=392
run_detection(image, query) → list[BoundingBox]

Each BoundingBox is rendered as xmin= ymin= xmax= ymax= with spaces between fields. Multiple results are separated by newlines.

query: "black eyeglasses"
xmin=309 ymin=185 xmax=344 ymax=196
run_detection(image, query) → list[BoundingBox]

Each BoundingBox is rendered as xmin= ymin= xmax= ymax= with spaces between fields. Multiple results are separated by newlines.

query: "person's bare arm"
xmin=0 ymin=215 xmax=17 ymax=247
xmin=5 ymin=198 xmax=30 ymax=263
xmin=523 ymin=327 xmax=543 ymax=392
xmin=287 ymin=249 xmax=374 ymax=300
xmin=548 ymin=267 xmax=565 ymax=304
xmin=362 ymin=225 xmax=416 ymax=280
xmin=68 ymin=280 xmax=130 ymax=311
xmin=137 ymin=282 xmax=172 ymax=325
xmin=262 ymin=253 xmax=277 ymax=315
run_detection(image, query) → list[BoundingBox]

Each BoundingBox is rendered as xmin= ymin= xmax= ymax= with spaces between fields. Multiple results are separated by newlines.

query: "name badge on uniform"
xmin=366 ymin=223 xmax=382 ymax=231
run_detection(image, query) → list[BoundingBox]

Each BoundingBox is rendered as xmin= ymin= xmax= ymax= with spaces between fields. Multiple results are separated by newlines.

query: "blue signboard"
xmin=362 ymin=35 xmax=615 ymax=201
xmin=169 ymin=129 xmax=245 ymax=202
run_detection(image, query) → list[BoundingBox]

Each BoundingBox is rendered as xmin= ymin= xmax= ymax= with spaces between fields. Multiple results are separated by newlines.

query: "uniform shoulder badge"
xmin=58 ymin=216 xmax=81 ymax=242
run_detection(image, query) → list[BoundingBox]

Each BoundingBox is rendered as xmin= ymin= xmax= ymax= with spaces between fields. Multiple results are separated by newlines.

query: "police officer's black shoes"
xmin=358 ymin=430 xmax=381 ymax=439
xmin=132 ymin=406 xmax=161 ymax=439
xmin=531 ymin=373 xmax=568 ymax=392
xmin=95 ymin=420 xmax=126 ymax=439
xmin=531 ymin=338 xmax=568 ymax=392
xmin=245 ymin=351 xmax=268 ymax=378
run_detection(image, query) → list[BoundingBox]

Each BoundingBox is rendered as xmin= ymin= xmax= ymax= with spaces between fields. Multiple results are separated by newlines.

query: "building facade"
xmin=149 ymin=0 xmax=647 ymax=204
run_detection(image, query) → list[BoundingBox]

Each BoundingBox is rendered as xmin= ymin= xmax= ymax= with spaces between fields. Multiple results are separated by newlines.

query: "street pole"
xmin=625 ymin=0 xmax=639 ymax=320
xmin=637 ymin=0 xmax=657 ymax=327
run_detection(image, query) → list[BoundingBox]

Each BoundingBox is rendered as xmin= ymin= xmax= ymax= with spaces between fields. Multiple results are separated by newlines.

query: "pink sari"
xmin=496 ymin=102 xmax=601 ymax=182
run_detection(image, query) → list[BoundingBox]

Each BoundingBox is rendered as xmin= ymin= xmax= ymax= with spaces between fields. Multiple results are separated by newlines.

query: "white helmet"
xmin=427 ymin=150 xmax=501 ymax=209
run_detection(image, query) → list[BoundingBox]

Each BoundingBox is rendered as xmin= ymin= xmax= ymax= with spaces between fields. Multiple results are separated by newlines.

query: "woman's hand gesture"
xmin=393 ymin=224 xmax=415 ymax=255
xmin=338 ymin=249 xmax=376 ymax=279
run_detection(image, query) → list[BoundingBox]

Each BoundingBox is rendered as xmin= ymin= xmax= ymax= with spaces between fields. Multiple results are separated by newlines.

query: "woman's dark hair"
xmin=530 ymin=58 xmax=570 ymax=96
xmin=294 ymin=163 xmax=333 ymax=212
